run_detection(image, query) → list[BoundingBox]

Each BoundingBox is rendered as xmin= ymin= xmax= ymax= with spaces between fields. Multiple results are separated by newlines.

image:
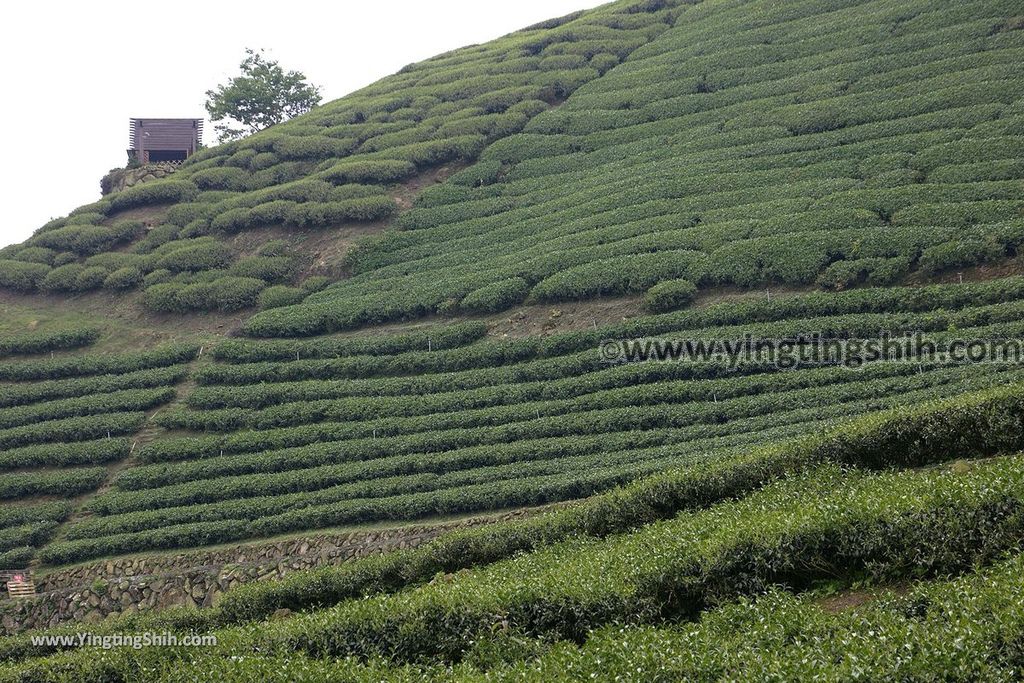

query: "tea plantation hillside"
xmin=41 ymin=279 xmax=1024 ymax=564
xmin=0 ymin=328 xmax=196 ymax=568
xmin=0 ymin=0 xmax=679 ymax=315
xmin=248 ymin=0 xmax=1024 ymax=335
xmin=3 ymin=0 xmax=1024 ymax=677
xmin=6 ymin=386 xmax=1024 ymax=679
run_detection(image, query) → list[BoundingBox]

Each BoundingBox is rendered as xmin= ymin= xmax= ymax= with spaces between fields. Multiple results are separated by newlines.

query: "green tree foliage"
xmin=205 ymin=49 xmax=322 ymax=142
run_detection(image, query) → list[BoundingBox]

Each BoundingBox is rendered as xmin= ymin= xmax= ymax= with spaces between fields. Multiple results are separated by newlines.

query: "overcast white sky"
xmin=0 ymin=0 xmax=606 ymax=249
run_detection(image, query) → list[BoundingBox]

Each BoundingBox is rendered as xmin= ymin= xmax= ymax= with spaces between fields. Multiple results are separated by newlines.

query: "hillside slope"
xmin=252 ymin=0 xmax=1024 ymax=335
xmin=0 ymin=0 xmax=1022 ymax=652
xmin=0 ymin=0 xmax=678 ymax=315
xmin=4 ymin=0 xmax=1024 ymax=678
xmin=6 ymin=386 xmax=1024 ymax=679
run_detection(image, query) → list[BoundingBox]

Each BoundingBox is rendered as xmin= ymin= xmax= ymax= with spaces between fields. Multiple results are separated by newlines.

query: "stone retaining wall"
xmin=100 ymin=163 xmax=179 ymax=195
xmin=0 ymin=508 xmax=547 ymax=634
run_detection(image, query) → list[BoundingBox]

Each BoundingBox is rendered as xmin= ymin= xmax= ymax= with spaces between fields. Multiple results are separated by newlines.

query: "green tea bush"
xmin=36 ymin=520 xmax=250 ymax=565
xmin=919 ymin=239 xmax=1004 ymax=274
xmin=75 ymin=266 xmax=109 ymax=290
xmin=69 ymin=198 xmax=112 ymax=217
xmin=51 ymin=252 xmax=77 ymax=266
xmin=0 ymin=260 xmax=49 ymax=292
xmin=250 ymin=151 xmax=279 ymax=170
xmin=189 ymin=167 xmax=251 ymax=191
xmin=911 ymin=135 xmax=1024 ymax=172
xmin=224 ymin=148 xmax=258 ymax=169
xmin=242 ymin=302 xmax=336 ymax=338
xmin=928 ymin=158 xmax=1024 ymax=184
xmin=247 ymin=164 xmax=309 ymax=190
xmin=229 ymin=256 xmax=298 ymax=283
xmin=157 ymin=364 xmax=999 ymax=438
xmin=0 ymin=387 xmax=174 ymax=430
xmin=132 ymin=224 xmax=181 ymax=253
xmin=12 ymin=247 xmax=56 ymax=265
xmin=0 ymin=365 xmax=185 ymax=410
xmin=155 ymin=241 xmax=234 ymax=272
xmin=32 ymin=223 xmax=139 ymax=256
xmin=398 ymin=196 xmax=515 ymax=230
xmin=892 ymin=200 xmax=1024 ymax=228
xmin=0 ymin=547 xmax=34 ymax=568
xmin=108 ymin=180 xmax=199 ymax=212
xmin=103 ymin=266 xmax=144 ymax=290
xmin=818 ymin=258 xmax=878 ymax=290
xmin=0 ymin=439 xmax=131 ymax=472
xmin=272 ymin=135 xmax=356 ymax=160
xmin=301 ymin=276 xmax=332 ymax=293
xmin=0 ymin=327 xmax=99 ymax=357
xmin=85 ymin=252 xmax=152 ymax=271
xmin=590 ymin=51 xmax=621 ymax=74
xmin=180 ymin=219 xmax=214 ymax=238
xmin=258 ymin=286 xmax=307 ymax=310
xmin=38 ymin=264 xmax=86 ymax=293
xmin=250 ymin=200 xmax=300 ymax=225
xmin=142 ymin=268 xmax=174 ymax=286
xmin=0 ymin=466 xmax=107 ymax=500
xmin=212 ymin=321 xmax=486 ymax=363
xmin=0 ymin=501 xmax=72 ymax=527
xmin=166 ymin=203 xmax=215 ymax=228
xmin=320 ymin=159 xmax=417 ymax=184
xmin=209 ymin=207 xmax=254 ymax=233
xmin=530 ymin=251 xmax=709 ymax=301
xmin=0 ymin=521 xmax=58 ymax=553
xmin=64 ymin=211 xmax=107 ymax=226
xmin=0 ymin=343 xmax=197 ymax=381
xmin=0 ymin=412 xmax=147 ymax=451
xmin=379 ymin=135 xmax=488 ymax=167
xmin=175 ymin=277 xmax=266 ymax=312
xmin=141 ymin=283 xmax=184 ymax=313
xmin=459 ymin=277 xmax=531 ymax=313
xmin=433 ymin=555 xmax=1024 ymax=681
xmin=643 ymin=278 xmax=696 ymax=312
xmin=865 ymin=255 xmax=912 ymax=285
xmin=284 ymin=197 xmax=396 ymax=227
xmin=448 ymin=160 xmax=505 ymax=187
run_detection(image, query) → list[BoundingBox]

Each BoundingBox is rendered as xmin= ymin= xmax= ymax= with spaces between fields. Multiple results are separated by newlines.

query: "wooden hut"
xmin=128 ymin=118 xmax=203 ymax=163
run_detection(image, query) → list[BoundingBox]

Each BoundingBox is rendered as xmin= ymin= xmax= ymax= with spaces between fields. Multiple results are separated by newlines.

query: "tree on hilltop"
xmin=205 ymin=48 xmax=322 ymax=142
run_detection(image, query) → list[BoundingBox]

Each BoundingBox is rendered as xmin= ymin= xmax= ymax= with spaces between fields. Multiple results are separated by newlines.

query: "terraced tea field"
xmin=249 ymin=0 xmax=1024 ymax=335
xmin=33 ymin=278 xmax=1024 ymax=564
xmin=0 ymin=330 xmax=195 ymax=567
xmin=5 ymin=384 xmax=1024 ymax=680
xmin=2 ymin=0 xmax=1024 ymax=678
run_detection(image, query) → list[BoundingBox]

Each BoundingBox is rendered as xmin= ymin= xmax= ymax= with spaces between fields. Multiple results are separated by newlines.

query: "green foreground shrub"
xmin=0 ymin=327 xmax=99 ymax=357
xmin=643 ymin=278 xmax=696 ymax=312
xmin=209 ymin=382 xmax=1024 ymax=623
